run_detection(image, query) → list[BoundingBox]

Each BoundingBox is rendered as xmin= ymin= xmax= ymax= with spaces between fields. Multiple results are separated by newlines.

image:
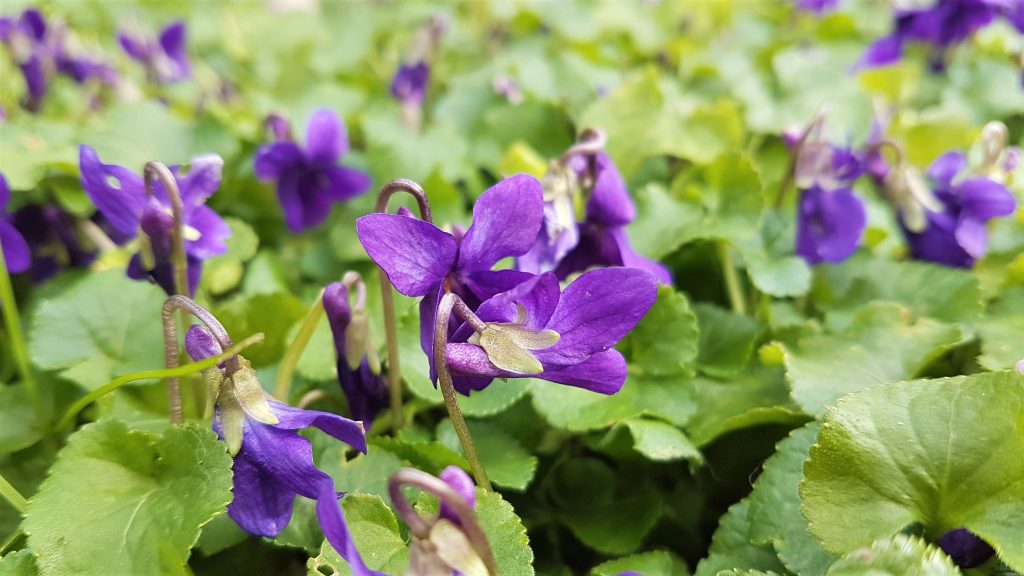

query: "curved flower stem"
xmin=0 ymin=472 xmax=27 ymax=514
xmin=57 ymin=333 xmax=263 ymax=431
xmin=718 ymin=242 xmax=747 ymax=316
xmin=0 ymin=235 xmax=42 ymax=424
xmin=558 ymin=127 xmax=606 ymax=166
xmin=374 ymin=179 xmax=433 ymax=431
xmin=274 ymin=291 xmax=325 ymax=402
xmin=143 ymin=162 xmax=189 ymax=298
xmin=162 ymin=295 xmax=237 ymax=424
xmin=388 ymin=467 xmax=499 ymax=575
xmin=435 ymin=293 xmax=491 ymax=491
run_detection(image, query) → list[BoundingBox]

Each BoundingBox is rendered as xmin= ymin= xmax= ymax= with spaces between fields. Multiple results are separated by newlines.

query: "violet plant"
xmin=118 ymin=20 xmax=190 ymax=84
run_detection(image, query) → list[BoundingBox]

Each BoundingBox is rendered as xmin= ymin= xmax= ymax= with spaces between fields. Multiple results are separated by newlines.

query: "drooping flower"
xmin=357 ymin=174 xmax=543 ymax=381
xmin=185 ymin=326 xmax=379 ymax=575
xmin=118 ymin=21 xmax=190 ymax=84
xmin=900 ymin=151 xmax=1016 ymax=268
xmin=859 ymin=0 xmax=1024 ymax=71
xmin=0 ymin=173 xmax=30 ymax=274
xmin=79 ymin=145 xmax=230 ymax=295
xmin=936 ymin=528 xmax=995 ymax=569
xmin=323 ymin=278 xmax=388 ymax=428
xmin=445 ymin=267 xmax=658 ymax=395
xmin=10 ymin=204 xmax=95 ymax=281
xmin=390 ymin=61 xmax=430 ymax=106
xmin=786 ymin=120 xmax=868 ymax=265
xmin=254 ymin=109 xmax=371 ymax=233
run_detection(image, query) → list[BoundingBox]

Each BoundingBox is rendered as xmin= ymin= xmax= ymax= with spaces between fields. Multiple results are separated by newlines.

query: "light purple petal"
xmin=316 ymin=482 xmax=382 ymax=576
xmin=446 ymin=343 xmax=506 ymax=379
xmin=254 ymin=142 xmax=304 ymax=182
xmin=457 ymin=174 xmax=544 ymax=272
xmin=954 ymin=215 xmax=988 ymax=259
xmin=0 ymin=221 xmax=30 ymax=274
xmin=957 ymin=178 xmax=1016 ymax=220
xmin=470 ymin=272 xmax=560 ymax=330
xmin=439 ymin=466 xmax=475 ymax=524
xmin=185 ymin=205 xmax=230 ymax=260
xmin=305 ymin=109 xmax=348 ymax=166
xmin=540 ymin=349 xmax=627 ymax=395
xmin=858 ymin=35 xmax=904 ymax=68
xmin=117 ymin=32 xmax=150 ymax=61
xmin=178 ymin=154 xmax=223 ymax=210
xmin=927 ymin=151 xmax=967 ymax=188
xmin=356 ymin=213 xmax=456 ymax=297
xmin=270 ymin=401 xmax=368 ymax=453
xmin=79 ymin=145 xmax=147 ymax=237
xmin=185 ymin=325 xmax=221 ymax=361
xmin=226 ymin=448 xmax=297 ymax=538
xmin=536 ymin=267 xmax=658 ymax=366
xmin=325 ymin=166 xmax=371 ymax=202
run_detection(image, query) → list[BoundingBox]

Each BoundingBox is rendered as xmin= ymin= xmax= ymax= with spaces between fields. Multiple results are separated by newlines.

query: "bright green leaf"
xmin=621 ymin=285 xmax=699 ymax=376
xmin=307 ymin=494 xmax=409 ymax=576
xmin=694 ymin=498 xmax=787 ymax=576
xmin=436 ymin=420 xmax=538 ymax=491
xmin=591 ymin=550 xmax=690 ymax=576
xmin=624 ymin=418 xmax=702 ymax=463
xmin=825 ymin=535 xmax=962 ymax=576
xmin=695 ymin=303 xmax=761 ymax=377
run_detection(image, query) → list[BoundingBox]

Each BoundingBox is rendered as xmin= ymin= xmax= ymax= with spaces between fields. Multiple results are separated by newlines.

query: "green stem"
xmin=0 ymin=234 xmax=42 ymax=423
xmin=274 ymin=294 xmax=325 ymax=401
xmin=718 ymin=242 xmax=747 ymax=316
xmin=0 ymin=471 xmax=27 ymax=513
xmin=434 ymin=293 xmax=491 ymax=491
xmin=57 ymin=333 xmax=263 ymax=430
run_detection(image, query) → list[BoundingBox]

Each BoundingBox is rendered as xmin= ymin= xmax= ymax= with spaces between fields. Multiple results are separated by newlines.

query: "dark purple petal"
xmin=338 ymin=359 xmax=388 ymax=428
xmin=957 ymin=178 xmax=1016 ymax=220
xmin=903 ymin=210 xmax=974 ymax=268
xmin=275 ymin=172 xmax=308 ymax=233
xmin=795 ymin=187 xmax=866 ymax=265
xmin=0 ymin=173 xmax=8 ymax=209
xmin=254 ymin=141 xmax=304 ymax=182
xmin=541 ymin=349 xmax=628 ymax=395
xmin=457 ymin=174 xmax=544 ymax=272
xmin=858 ymin=35 xmax=904 ymax=68
xmin=467 ymin=272 xmax=560 ymax=331
xmin=185 ymin=325 xmax=221 ymax=361
xmin=0 ymin=220 xmax=30 ymax=274
xmin=21 ymin=10 xmax=46 ymax=41
xmin=446 ymin=343 xmax=507 ymax=379
xmin=316 ymin=482 xmax=382 ymax=576
xmin=420 ymin=283 xmax=442 ymax=385
xmin=78 ymin=145 xmax=147 ymax=237
xmin=390 ymin=61 xmax=430 ymax=105
xmin=536 ymin=267 xmax=657 ymax=366
xmin=460 ymin=268 xmax=535 ymax=304
xmin=185 ymin=205 xmax=230 ymax=260
xmin=356 ymin=213 xmax=456 ymax=297
xmin=324 ymin=165 xmax=371 ymax=202
xmin=305 ymin=109 xmax=348 ymax=166
xmin=927 ymin=151 xmax=967 ymax=189
xmin=270 ymin=401 xmax=367 ymax=453
xmin=117 ymin=32 xmax=150 ymax=61
xmin=225 ymin=449 xmax=297 ymax=538
xmin=585 ymin=153 xmax=635 ymax=227
xmin=158 ymin=21 xmax=189 ymax=75
xmin=323 ymin=281 xmax=352 ymax=358
xmin=438 ymin=466 xmax=475 ymax=525
xmin=238 ymin=417 xmax=329 ymax=501
xmin=936 ymin=528 xmax=995 ymax=569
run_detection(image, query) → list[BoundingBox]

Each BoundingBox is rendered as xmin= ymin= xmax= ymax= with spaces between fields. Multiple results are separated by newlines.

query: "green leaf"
xmin=624 ymin=417 xmax=702 ymax=463
xmin=216 ymin=292 xmax=308 ymax=367
xmin=416 ymin=489 xmax=535 ymax=575
xmin=741 ymin=248 xmax=812 ymax=299
xmin=715 ymin=571 xmax=784 ymax=576
xmin=782 ymin=302 xmax=967 ymax=416
xmin=307 ymin=494 xmax=409 ymax=576
xmin=800 ymin=371 xmax=1024 ymax=570
xmin=694 ymin=498 xmax=787 ymax=576
xmin=201 ymin=218 xmax=260 ymax=296
xmin=620 ymin=285 xmax=699 ymax=377
xmin=319 ymin=449 xmax=406 ymax=503
xmin=29 ymin=270 xmax=167 ymax=391
xmin=590 ymin=550 xmax=691 ymax=576
xmin=0 ymin=385 xmax=40 ymax=455
xmin=294 ymin=316 xmax=337 ymax=383
xmin=459 ymin=381 xmax=531 ymax=418
xmin=977 ymin=287 xmax=1024 ymax=372
xmin=748 ymin=422 xmax=835 ymax=576
xmin=24 ymin=420 xmax=233 ymax=576
xmin=825 ymin=535 xmax=962 ymax=576
xmin=0 ymin=550 xmax=39 ymax=576
xmin=436 ymin=420 xmax=538 ymax=491
xmin=664 ymin=153 xmax=766 ymax=246
xmin=368 ymin=437 xmax=468 ymax=476
xmin=694 ymin=303 xmax=760 ymax=377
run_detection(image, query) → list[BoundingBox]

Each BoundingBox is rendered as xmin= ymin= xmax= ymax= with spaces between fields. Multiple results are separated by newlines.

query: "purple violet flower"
xmin=446 ymin=267 xmax=658 ymax=395
xmin=255 ymin=109 xmax=371 ymax=233
xmin=796 ymin=0 xmax=840 ymax=14
xmin=10 ymin=204 xmax=95 ymax=281
xmin=323 ymin=280 xmax=388 ymax=428
xmin=79 ymin=145 xmax=230 ymax=295
xmin=390 ymin=61 xmax=430 ymax=106
xmin=118 ymin=21 xmax=190 ymax=84
xmin=357 ymin=174 xmax=543 ymax=382
xmin=901 ymin=151 xmax=1016 ymax=268
xmin=0 ymin=173 xmax=30 ymax=274
xmin=550 ymin=152 xmax=672 ymax=283
xmin=860 ymin=0 xmax=1024 ymax=71
xmin=438 ymin=466 xmax=475 ymax=525
xmin=936 ymin=528 xmax=995 ymax=568
xmin=185 ymin=326 xmax=380 ymax=576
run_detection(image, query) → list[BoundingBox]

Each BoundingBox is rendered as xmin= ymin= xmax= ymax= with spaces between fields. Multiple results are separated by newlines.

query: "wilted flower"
xmin=0 ymin=173 xmax=30 ymax=274
xmin=185 ymin=326 xmax=378 ymax=574
xmin=323 ymin=276 xmax=388 ymax=428
xmin=445 ymin=267 xmax=657 ymax=395
xmin=254 ymin=109 xmax=371 ymax=233
xmin=936 ymin=528 xmax=995 ymax=569
xmin=860 ymin=0 xmax=1024 ymax=71
xmin=357 ymin=174 xmax=543 ymax=381
xmin=10 ymin=204 xmax=95 ymax=281
xmin=901 ymin=151 xmax=1016 ymax=268
xmin=79 ymin=145 xmax=230 ymax=294
xmin=118 ymin=21 xmax=190 ymax=84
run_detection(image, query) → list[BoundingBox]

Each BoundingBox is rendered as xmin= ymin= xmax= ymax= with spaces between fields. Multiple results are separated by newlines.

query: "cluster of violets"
xmin=786 ymin=116 xmax=1018 ymax=269
xmin=0 ymin=8 xmax=189 ymax=112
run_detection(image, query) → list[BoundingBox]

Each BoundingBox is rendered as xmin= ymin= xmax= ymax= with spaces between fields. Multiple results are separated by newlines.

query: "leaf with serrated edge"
xmin=825 ymin=535 xmax=961 ymax=576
